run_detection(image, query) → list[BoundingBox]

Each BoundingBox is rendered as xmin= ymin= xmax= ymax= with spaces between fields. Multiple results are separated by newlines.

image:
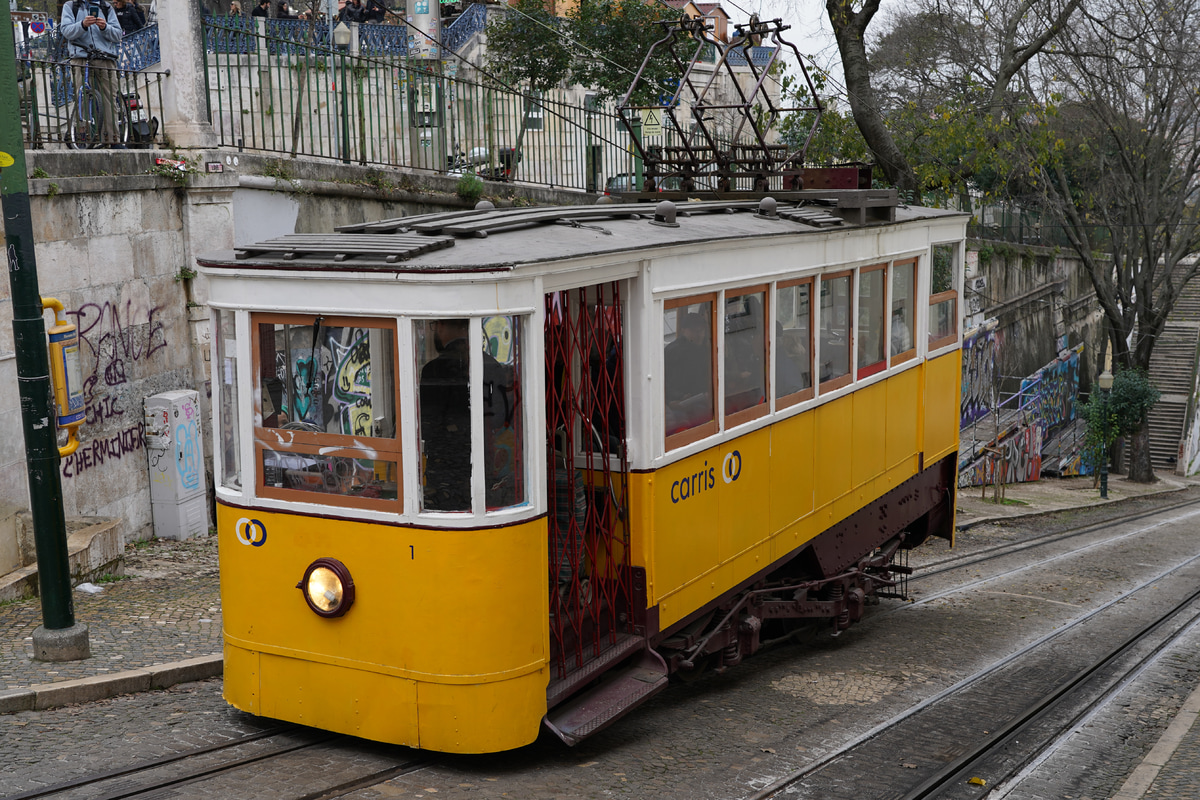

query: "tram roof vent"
xmin=233 ymin=233 xmax=456 ymax=264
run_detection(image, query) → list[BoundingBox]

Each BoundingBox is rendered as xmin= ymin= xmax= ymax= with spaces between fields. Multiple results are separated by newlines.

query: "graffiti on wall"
xmin=277 ymin=325 xmax=374 ymax=438
xmin=1021 ymin=344 xmax=1083 ymax=435
xmin=961 ymin=321 xmax=1000 ymax=428
xmin=958 ymin=423 xmax=1043 ymax=488
xmin=66 ymin=300 xmax=168 ymax=404
xmin=61 ymin=422 xmax=145 ymax=478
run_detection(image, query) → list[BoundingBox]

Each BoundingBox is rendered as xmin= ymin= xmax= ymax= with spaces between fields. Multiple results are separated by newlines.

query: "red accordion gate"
xmin=544 ymin=282 xmax=634 ymax=683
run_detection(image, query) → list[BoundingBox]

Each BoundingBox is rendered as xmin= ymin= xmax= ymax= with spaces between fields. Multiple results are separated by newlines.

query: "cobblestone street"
xmin=0 ymin=537 xmax=220 ymax=692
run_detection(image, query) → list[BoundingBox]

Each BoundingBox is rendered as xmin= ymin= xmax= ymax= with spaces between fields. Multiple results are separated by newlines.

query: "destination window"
xmin=664 ymin=295 xmax=717 ymax=449
xmin=215 ymin=309 xmax=241 ymax=492
xmin=252 ymin=314 xmax=400 ymax=510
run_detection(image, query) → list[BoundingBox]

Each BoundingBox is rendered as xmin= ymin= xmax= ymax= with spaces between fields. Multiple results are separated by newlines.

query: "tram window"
xmin=724 ymin=288 xmax=768 ymax=426
xmin=775 ymin=279 xmax=813 ymax=407
xmin=664 ymin=295 xmax=717 ymax=449
xmin=482 ymin=316 xmax=524 ymax=511
xmin=416 ymin=319 xmax=473 ymax=512
xmin=252 ymin=314 xmax=400 ymax=511
xmin=819 ymin=272 xmax=853 ymax=391
xmin=256 ymin=318 xmax=396 ymax=438
xmin=929 ymin=243 xmax=960 ymax=349
xmin=857 ymin=265 xmax=887 ymax=378
xmin=260 ymin=449 xmax=398 ymax=501
xmin=890 ymin=259 xmax=917 ymax=364
xmin=216 ymin=310 xmax=241 ymax=491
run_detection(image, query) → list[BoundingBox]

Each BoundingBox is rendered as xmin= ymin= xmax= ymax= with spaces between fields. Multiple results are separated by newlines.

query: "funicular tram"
xmin=201 ymin=16 xmax=966 ymax=754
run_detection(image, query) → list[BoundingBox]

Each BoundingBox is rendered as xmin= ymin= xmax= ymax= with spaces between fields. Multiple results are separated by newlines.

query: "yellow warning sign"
xmin=641 ymin=108 xmax=664 ymax=137
xmin=0 ymin=151 xmax=14 ymax=168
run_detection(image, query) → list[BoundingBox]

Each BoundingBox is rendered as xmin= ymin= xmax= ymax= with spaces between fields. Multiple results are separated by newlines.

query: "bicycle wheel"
xmin=67 ymin=88 xmax=104 ymax=149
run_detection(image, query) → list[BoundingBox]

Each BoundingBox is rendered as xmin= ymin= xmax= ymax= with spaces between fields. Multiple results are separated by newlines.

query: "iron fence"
xmin=201 ymin=17 xmax=652 ymax=191
xmin=16 ymin=56 xmax=168 ymax=150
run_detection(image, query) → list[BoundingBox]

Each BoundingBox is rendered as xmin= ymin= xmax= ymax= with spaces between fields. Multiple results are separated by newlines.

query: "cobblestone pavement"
xmin=0 ymin=536 xmax=220 ymax=691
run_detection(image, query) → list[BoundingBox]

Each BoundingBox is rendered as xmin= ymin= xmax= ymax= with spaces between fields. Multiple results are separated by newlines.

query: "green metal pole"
xmin=1 ymin=5 xmax=89 ymax=659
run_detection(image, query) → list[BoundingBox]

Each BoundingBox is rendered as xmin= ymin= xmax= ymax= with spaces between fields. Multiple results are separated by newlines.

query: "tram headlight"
xmin=297 ymin=557 xmax=355 ymax=618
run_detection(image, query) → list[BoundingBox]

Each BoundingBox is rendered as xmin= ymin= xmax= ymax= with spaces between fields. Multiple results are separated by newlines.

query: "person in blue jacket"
xmin=60 ymin=0 xmax=124 ymax=147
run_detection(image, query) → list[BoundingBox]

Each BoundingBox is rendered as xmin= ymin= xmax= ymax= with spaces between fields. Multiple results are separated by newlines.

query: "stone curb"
xmin=0 ymin=654 xmax=222 ymax=715
xmin=956 ymin=482 xmax=1192 ymax=531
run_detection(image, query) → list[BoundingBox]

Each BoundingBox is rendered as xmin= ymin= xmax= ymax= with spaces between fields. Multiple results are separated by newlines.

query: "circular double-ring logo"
xmin=235 ymin=518 xmax=268 ymax=547
xmin=722 ymin=450 xmax=742 ymax=484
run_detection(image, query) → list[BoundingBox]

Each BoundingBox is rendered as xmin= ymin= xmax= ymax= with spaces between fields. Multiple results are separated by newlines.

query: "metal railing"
xmin=200 ymin=18 xmax=786 ymax=192
xmin=16 ymin=56 xmax=168 ymax=149
xmin=202 ymin=17 xmax=657 ymax=191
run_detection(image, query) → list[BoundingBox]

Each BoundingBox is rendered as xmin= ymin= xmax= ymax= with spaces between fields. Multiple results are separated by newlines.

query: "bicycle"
xmin=66 ymin=47 xmax=128 ymax=149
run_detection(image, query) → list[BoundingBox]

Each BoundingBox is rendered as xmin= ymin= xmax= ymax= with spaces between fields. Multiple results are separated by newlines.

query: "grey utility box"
xmin=144 ymin=390 xmax=209 ymax=540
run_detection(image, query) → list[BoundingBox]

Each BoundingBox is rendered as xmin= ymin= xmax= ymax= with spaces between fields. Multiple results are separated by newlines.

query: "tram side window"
xmin=930 ymin=243 xmax=960 ymax=349
xmin=664 ymin=296 xmax=716 ymax=448
xmin=775 ymin=279 xmax=813 ymax=407
xmin=216 ymin=310 xmax=241 ymax=491
xmin=890 ymin=259 xmax=917 ymax=363
xmin=819 ymin=272 xmax=853 ymax=391
xmin=482 ymin=316 xmax=524 ymax=511
xmin=724 ymin=288 xmax=768 ymax=425
xmin=857 ymin=266 xmax=886 ymax=378
xmin=416 ymin=319 xmax=473 ymax=512
xmin=253 ymin=315 xmax=400 ymax=509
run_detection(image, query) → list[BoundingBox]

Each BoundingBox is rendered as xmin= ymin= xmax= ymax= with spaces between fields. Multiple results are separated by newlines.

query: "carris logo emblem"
xmin=722 ymin=451 xmax=742 ymax=484
xmin=235 ymin=518 xmax=268 ymax=547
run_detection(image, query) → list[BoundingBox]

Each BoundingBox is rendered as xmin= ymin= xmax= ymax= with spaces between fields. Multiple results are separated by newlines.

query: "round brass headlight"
xmin=296 ymin=557 xmax=355 ymax=618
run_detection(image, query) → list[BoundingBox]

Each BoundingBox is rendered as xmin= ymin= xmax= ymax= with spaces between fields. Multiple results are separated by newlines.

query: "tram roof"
xmin=198 ymin=196 xmax=966 ymax=275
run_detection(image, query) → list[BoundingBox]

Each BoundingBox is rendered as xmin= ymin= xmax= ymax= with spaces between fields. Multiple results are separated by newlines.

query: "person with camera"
xmin=60 ymin=0 xmax=124 ymax=147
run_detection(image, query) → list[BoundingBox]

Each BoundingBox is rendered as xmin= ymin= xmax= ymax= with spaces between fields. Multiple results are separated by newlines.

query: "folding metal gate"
xmin=544 ymin=282 xmax=633 ymax=681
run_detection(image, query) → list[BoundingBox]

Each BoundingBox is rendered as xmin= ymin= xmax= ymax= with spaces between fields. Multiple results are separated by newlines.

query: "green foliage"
xmin=1109 ymin=368 xmax=1160 ymax=435
xmin=568 ymin=0 xmax=680 ymax=105
xmin=46 ymin=182 xmax=60 ymax=198
xmin=486 ymin=0 xmax=574 ymax=95
xmin=31 ymin=167 xmax=49 ymax=179
xmin=1079 ymin=389 xmax=1119 ymax=473
xmin=456 ymin=171 xmax=485 ymax=202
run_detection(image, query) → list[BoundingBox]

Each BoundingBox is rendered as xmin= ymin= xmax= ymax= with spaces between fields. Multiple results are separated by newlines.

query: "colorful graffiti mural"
xmin=1021 ymin=344 xmax=1083 ymax=435
xmin=958 ymin=423 xmax=1044 ymax=488
xmin=961 ymin=321 xmax=1000 ymax=428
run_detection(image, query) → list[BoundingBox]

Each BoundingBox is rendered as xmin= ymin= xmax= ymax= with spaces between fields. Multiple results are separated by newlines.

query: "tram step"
xmin=543 ymin=649 xmax=669 ymax=746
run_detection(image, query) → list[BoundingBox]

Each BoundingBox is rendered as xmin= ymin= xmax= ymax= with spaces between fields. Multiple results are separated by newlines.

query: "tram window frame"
xmin=723 ymin=285 xmax=769 ymax=429
xmin=856 ymin=264 xmax=888 ymax=380
xmin=774 ymin=277 xmax=815 ymax=409
xmin=818 ymin=270 xmax=854 ymax=393
xmin=250 ymin=313 xmax=402 ymax=512
xmin=929 ymin=243 xmax=960 ymax=351
xmin=889 ymin=258 xmax=918 ymax=366
xmin=215 ymin=309 xmax=241 ymax=492
xmin=664 ymin=294 xmax=718 ymax=451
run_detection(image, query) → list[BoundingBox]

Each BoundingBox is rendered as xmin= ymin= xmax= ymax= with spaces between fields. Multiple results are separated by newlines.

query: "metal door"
xmin=545 ymin=282 xmax=633 ymax=682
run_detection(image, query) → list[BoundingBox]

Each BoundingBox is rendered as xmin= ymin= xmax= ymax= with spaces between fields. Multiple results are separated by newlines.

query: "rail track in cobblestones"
xmin=6 ymin=725 xmax=432 ymax=800
xmin=749 ymin=508 xmax=1200 ymax=799
xmin=916 ymin=496 xmax=1200 ymax=586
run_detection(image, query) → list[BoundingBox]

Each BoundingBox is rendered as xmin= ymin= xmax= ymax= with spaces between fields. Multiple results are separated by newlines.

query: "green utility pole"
xmin=1 ymin=7 xmax=90 ymax=661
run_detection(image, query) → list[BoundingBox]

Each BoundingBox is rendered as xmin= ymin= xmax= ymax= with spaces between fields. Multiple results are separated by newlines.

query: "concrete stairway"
xmin=1141 ymin=277 xmax=1200 ymax=472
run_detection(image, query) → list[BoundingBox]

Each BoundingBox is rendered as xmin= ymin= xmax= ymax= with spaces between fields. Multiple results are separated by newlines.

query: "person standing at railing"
xmin=112 ymin=0 xmax=145 ymax=33
xmin=61 ymin=0 xmax=125 ymax=147
xmin=252 ymin=0 xmax=270 ymax=15
xmin=363 ymin=0 xmax=386 ymax=22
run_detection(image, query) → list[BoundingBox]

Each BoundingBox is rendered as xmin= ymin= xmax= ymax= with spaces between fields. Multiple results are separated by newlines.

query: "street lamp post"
xmin=333 ymin=22 xmax=352 ymax=165
xmin=1099 ymin=368 xmax=1114 ymax=499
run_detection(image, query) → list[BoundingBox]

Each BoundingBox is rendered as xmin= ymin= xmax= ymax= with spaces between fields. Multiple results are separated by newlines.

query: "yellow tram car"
xmin=200 ymin=193 xmax=966 ymax=753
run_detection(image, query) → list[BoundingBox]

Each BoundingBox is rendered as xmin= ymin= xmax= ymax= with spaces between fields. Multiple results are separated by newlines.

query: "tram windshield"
xmin=253 ymin=315 xmax=400 ymax=509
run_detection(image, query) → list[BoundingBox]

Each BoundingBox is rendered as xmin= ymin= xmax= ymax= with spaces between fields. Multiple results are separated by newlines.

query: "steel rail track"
xmin=746 ymin=538 xmax=1200 ymax=800
xmin=915 ymin=494 xmax=1200 ymax=584
xmin=4 ymin=724 xmax=433 ymax=800
xmin=899 ymin=579 xmax=1200 ymax=798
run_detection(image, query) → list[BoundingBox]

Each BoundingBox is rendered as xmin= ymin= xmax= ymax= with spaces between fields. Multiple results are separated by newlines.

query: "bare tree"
xmin=1034 ymin=0 xmax=1200 ymax=481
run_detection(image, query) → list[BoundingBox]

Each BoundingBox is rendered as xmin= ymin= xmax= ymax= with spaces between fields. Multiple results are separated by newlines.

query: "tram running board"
xmin=542 ymin=649 xmax=669 ymax=746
